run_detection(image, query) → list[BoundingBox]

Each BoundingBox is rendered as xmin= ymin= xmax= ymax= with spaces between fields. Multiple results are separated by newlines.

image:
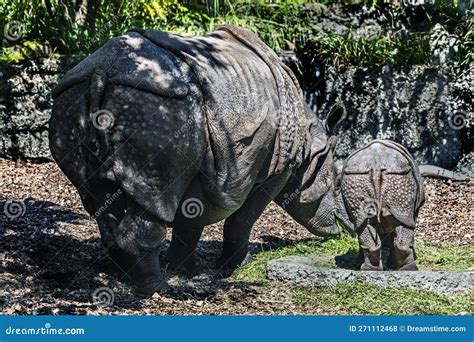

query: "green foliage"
xmin=0 ymin=40 xmax=57 ymax=63
xmin=0 ymin=1 xmax=470 ymax=67
xmin=416 ymin=241 xmax=474 ymax=271
xmin=457 ymin=17 xmax=474 ymax=66
xmin=301 ymin=31 xmax=432 ymax=68
xmin=306 ymin=32 xmax=397 ymax=67
xmin=291 ymin=282 xmax=473 ymax=315
xmin=0 ymin=46 xmax=22 ymax=64
xmin=212 ymin=2 xmax=315 ymax=52
xmin=393 ymin=33 xmax=432 ymax=66
xmin=0 ymin=0 xmax=316 ymax=58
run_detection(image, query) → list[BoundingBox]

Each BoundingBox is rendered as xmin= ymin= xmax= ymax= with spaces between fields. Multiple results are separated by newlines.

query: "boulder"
xmin=267 ymin=254 xmax=474 ymax=295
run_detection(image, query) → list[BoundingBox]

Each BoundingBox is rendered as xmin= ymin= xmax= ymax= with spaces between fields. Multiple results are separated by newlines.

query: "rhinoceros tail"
xmin=370 ymin=158 xmax=383 ymax=222
xmin=88 ymin=68 xmax=110 ymax=162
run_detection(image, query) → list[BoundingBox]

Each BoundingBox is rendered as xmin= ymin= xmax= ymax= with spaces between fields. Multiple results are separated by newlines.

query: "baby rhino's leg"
xmin=358 ymin=223 xmax=383 ymax=271
xmin=391 ymin=225 xmax=417 ymax=270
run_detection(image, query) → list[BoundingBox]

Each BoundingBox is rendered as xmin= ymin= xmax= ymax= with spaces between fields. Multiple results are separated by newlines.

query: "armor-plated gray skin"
xmin=49 ymin=25 xmax=345 ymax=296
xmin=337 ymin=140 xmax=425 ymax=271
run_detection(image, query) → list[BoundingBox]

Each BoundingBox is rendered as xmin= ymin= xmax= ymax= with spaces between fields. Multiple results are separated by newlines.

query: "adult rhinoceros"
xmin=50 ymin=25 xmax=345 ymax=296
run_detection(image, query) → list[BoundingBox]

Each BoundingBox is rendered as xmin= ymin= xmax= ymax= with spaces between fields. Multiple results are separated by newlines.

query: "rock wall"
xmin=0 ymin=57 xmax=76 ymax=160
xmin=0 ymin=57 xmax=472 ymax=174
xmin=1 ymin=3 xmax=472 ymax=172
xmin=308 ymin=65 xmax=472 ymax=171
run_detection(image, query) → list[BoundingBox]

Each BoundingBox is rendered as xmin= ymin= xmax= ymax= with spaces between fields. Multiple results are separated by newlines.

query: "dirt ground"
xmin=0 ymin=158 xmax=472 ymax=315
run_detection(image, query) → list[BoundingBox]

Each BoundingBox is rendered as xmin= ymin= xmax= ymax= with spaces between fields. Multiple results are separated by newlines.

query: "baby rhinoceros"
xmin=339 ymin=140 xmax=425 ymax=271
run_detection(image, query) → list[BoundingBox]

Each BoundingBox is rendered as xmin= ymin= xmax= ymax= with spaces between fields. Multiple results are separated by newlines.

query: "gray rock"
xmin=311 ymin=65 xmax=473 ymax=169
xmin=267 ymin=254 xmax=473 ymax=295
xmin=0 ymin=57 xmax=78 ymax=160
xmin=419 ymin=164 xmax=471 ymax=180
xmin=455 ymin=151 xmax=474 ymax=177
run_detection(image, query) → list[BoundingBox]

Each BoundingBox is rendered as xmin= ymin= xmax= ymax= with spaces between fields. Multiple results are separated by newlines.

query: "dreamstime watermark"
xmin=181 ymin=198 xmax=204 ymax=218
xmin=174 ymin=118 xmax=194 ymax=138
xmin=448 ymin=110 xmax=470 ymax=130
xmin=91 ymin=189 xmax=123 ymax=220
xmin=454 ymin=20 xmax=471 ymax=36
xmin=280 ymin=189 xmax=300 ymax=209
xmin=92 ymin=287 xmax=115 ymax=306
xmin=91 ymin=109 xmax=115 ymax=130
xmin=3 ymin=20 xmax=24 ymax=42
xmin=3 ymin=199 xmax=26 ymax=220
xmin=5 ymin=323 xmax=85 ymax=336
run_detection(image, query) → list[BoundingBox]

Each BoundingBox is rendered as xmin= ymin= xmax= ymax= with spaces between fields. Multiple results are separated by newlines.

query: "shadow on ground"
xmin=1 ymin=198 xmax=300 ymax=313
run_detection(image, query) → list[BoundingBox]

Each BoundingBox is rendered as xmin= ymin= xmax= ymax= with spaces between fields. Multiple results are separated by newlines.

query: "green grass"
xmin=232 ymin=234 xmax=473 ymax=315
xmin=291 ymin=282 xmax=473 ymax=315
xmin=234 ymin=234 xmax=474 ymax=283
xmin=416 ymin=241 xmax=474 ymax=272
xmin=233 ymin=232 xmax=359 ymax=283
xmin=300 ymin=31 xmax=433 ymax=68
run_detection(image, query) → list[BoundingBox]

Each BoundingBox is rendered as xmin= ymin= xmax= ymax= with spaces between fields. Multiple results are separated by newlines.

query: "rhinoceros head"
xmin=275 ymin=104 xmax=345 ymax=237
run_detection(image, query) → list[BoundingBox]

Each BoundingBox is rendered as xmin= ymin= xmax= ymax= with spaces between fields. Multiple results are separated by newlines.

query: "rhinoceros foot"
xmin=216 ymin=251 xmax=252 ymax=278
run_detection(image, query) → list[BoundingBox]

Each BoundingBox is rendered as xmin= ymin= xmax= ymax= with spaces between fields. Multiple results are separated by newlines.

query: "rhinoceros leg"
xmin=358 ymin=223 xmax=383 ymax=271
xmin=110 ymin=200 xmax=168 ymax=297
xmin=164 ymin=225 xmax=204 ymax=275
xmin=390 ymin=225 xmax=417 ymax=270
xmin=217 ymin=172 xmax=291 ymax=276
xmin=82 ymin=180 xmax=126 ymax=251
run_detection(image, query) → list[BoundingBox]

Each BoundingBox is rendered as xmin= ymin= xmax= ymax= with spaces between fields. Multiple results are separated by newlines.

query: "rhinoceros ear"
xmin=324 ymin=103 xmax=346 ymax=134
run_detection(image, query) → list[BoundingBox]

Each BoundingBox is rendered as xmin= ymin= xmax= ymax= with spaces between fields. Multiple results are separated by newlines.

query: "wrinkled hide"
xmin=49 ymin=25 xmax=343 ymax=293
xmin=51 ymin=25 xmax=311 ymax=224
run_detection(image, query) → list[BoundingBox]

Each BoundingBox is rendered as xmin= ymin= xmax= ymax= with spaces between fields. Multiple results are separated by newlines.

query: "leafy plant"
xmin=300 ymin=30 xmax=433 ymax=68
xmin=457 ymin=17 xmax=474 ymax=66
xmin=0 ymin=40 xmax=57 ymax=63
xmin=0 ymin=0 xmax=470 ymax=67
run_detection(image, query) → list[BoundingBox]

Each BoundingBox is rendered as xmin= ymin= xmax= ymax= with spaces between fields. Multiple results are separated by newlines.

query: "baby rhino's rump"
xmin=341 ymin=140 xmax=424 ymax=230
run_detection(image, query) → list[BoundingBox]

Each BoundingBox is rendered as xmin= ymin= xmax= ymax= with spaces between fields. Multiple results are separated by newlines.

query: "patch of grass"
xmin=304 ymin=32 xmax=397 ymax=68
xmin=416 ymin=242 xmax=474 ymax=272
xmin=233 ymin=232 xmax=358 ymax=282
xmin=233 ymin=234 xmax=474 ymax=282
xmin=0 ymin=47 xmax=23 ymax=64
xmin=0 ymin=40 xmax=59 ymax=64
xmin=233 ymin=233 xmax=473 ymax=315
xmin=291 ymin=281 xmax=473 ymax=315
xmin=301 ymin=31 xmax=432 ymax=68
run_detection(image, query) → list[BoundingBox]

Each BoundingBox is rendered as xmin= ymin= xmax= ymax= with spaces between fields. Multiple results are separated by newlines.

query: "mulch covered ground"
xmin=0 ymin=159 xmax=471 ymax=315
